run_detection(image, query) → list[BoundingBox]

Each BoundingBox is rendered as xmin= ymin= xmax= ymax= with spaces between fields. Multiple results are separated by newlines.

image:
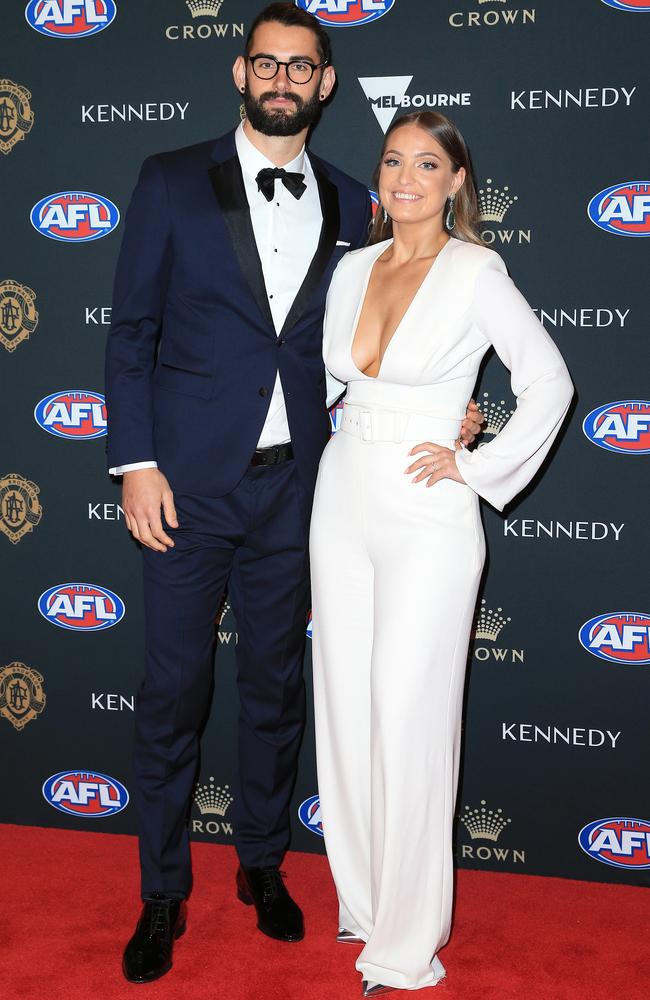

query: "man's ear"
xmin=320 ymin=65 xmax=336 ymax=101
xmin=233 ymin=55 xmax=246 ymax=94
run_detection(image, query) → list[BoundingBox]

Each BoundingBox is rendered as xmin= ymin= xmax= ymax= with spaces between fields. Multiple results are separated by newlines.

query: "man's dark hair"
xmin=245 ymin=2 xmax=332 ymax=67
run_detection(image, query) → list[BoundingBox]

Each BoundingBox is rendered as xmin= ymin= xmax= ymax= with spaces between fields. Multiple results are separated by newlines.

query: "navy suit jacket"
xmin=105 ymin=128 xmax=371 ymax=497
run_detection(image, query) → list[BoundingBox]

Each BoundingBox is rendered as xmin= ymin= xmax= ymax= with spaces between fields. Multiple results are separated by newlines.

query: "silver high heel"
xmin=337 ymin=928 xmax=365 ymax=944
xmin=362 ymin=982 xmax=395 ymax=997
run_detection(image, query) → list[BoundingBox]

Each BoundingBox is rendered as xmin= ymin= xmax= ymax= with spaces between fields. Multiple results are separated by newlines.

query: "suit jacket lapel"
xmin=279 ymin=158 xmax=340 ymax=338
xmin=208 ymin=138 xmax=341 ymax=338
xmin=208 ymin=155 xmax=275 ymax=332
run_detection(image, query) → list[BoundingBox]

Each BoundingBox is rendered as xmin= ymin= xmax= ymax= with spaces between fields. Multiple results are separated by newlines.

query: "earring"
xmin=240 ymin=86 xmax=245 ymax=93
xmin=382 ymin=206 xmax=389 ymax=224
xmin=445 ymin=193 xmax=456 ymax=232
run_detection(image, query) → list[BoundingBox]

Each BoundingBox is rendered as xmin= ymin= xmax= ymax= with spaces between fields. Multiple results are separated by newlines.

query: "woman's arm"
xmin=454 ymin=256 xmax=574 ymax=511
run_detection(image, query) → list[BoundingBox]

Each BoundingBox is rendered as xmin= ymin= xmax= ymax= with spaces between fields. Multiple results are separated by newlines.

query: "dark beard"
xmin=243 ymin=83 xmax=322 ymax=136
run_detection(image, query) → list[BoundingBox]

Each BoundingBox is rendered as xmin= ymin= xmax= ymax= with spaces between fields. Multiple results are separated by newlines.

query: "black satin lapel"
xmin=279 ymin=165 xmax=340 ymax=338
xmin=208 ymin=158 xmax=275 ymax=332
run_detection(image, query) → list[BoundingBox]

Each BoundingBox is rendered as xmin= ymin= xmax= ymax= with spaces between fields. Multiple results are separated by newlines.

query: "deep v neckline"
xmin=350 ymin=237 xmax=453 ymax=381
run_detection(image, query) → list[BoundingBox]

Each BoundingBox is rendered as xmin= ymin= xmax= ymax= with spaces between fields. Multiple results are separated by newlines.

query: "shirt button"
xmin=269 ymin=294 xmax=274 ymax=299
xmin=259 ymin=387 xmax=269 ymax=397
xmin=274 ymin=248 xmax=278 ymax=253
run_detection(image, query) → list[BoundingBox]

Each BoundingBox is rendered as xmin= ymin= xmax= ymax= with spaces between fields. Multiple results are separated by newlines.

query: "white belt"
xmin=341 ymin=402 xmax=461 ymax=444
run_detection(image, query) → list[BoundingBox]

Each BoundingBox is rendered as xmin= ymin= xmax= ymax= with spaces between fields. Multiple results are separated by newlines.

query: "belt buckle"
xmin=360 ymin=410 xmax=373 ymax=442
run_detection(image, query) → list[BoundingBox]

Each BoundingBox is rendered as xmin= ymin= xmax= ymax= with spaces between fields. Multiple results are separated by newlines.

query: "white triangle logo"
xmin=358 ymin=76 xmax=413 ymax=133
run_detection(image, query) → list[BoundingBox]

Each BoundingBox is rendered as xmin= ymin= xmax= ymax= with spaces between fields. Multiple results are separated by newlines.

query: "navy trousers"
xmin=134 ymin=459 xmax=311 ymax=898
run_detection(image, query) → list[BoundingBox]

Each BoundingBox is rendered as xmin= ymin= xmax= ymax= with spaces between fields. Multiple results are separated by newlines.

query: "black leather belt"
xmin=250 ymin=442 xmax=294 ymax=467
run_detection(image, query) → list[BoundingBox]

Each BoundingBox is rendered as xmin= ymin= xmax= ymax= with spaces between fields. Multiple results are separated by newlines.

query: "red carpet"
xmin=2 ymin=824 xmax=646 ymax=1000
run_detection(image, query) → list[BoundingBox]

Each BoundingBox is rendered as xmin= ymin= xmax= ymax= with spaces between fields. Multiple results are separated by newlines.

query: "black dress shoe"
xmin=236 ymin=865 xmax=304 ymax=942
xmin=122 ymin=894 xmax=187 ymax=983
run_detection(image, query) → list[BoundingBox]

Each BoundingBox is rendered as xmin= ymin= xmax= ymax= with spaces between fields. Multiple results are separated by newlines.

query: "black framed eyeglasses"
xmin=248 ymin=54 xmax=327 ymax=85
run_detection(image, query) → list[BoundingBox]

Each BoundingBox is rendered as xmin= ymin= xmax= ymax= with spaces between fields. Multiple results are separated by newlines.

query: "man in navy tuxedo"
xmin=106 ymin=2 xmax=482 ymax=984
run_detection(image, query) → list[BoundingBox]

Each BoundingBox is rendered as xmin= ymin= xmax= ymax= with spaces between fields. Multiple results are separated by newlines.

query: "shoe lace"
xmin=261 ymin=867 xmax=286 ymax=903
xmin=146 ymin=898 xmax=173 ymax=937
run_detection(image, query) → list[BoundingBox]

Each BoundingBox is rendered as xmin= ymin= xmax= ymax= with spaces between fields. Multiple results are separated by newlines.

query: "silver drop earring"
xmin=382 ymin=206 xmax=389 ymax=224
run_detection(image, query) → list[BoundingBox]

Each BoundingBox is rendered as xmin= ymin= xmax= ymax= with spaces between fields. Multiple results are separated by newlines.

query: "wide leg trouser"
xmin=135 ymin=460 xmax=311 ymax=898
xmin=310 ymin=427 xmax=485 ymax=990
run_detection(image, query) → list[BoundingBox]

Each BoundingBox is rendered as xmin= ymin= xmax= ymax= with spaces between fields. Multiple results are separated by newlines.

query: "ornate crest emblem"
xmin=0 ymin=662 xmax=46 ymax=731
xmin=0 ymin=473 xmax=43 ymax=544
xmin=0 ymin=80 xmax=34 ymax=155
xmin=0 ymin=280 xmax=39 ymax=352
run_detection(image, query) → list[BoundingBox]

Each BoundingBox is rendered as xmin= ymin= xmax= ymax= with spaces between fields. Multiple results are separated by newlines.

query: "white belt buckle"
xmin=360 ymin=410 xmax=373 ymax=442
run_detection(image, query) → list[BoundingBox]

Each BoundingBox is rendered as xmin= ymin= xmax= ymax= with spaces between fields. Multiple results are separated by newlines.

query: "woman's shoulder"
xmin=446 ymin=237 xmax=507 ymax=274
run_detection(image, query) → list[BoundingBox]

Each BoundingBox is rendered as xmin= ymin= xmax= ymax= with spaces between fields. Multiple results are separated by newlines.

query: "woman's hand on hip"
xmin=405 ymin=441 xmax=466 ymax=488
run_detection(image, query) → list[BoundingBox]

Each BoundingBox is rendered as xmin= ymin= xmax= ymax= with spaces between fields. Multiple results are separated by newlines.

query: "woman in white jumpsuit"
xmin=309 ymin=112 xmax=573 ymax=995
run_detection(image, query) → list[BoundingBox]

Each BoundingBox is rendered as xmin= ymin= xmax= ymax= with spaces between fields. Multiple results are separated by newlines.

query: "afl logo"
xmin=600 ymin=1 xmax=650 ymax=10
xmin=298 ymin=794 xmax=324 ymax=837
xmin=582 ymin=400 xmax=650 ymax=455
xmin=578 ymin=818 xmax=650 ymax=869
xmin=30 ymin=191 xmax=119 ymax=242
xmin=578 ymin=612 xmax=650 ymax=665
xmin=43 ymin=770 xmax=129 ymax=817
xmin=34 ymin=390 xmax=107 ymax=440
xmin=38 ymin=583 xmax=126 ymax=632
xmin=306 ymin=610 xmax=313 ymax=639
xmin=295 ymin=1 xmax=396 ymax=27
xmin=587 ymin=182 xmax=650 ymax=237
xmin=25 ymin=1 xmax=117 ymax=38
xmin=369 ymin=189 xmax=379 ymax=217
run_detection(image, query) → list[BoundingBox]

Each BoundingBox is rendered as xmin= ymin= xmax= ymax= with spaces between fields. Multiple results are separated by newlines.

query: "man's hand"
xmin=458 ymin=398 xmax=485 ymax=448
xmin=122 ymin=468 xmax=178 ymax=552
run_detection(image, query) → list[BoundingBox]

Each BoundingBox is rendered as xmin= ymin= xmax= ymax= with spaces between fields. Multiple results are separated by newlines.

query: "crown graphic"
xmin=473 ymin=600 xmax=511 ymax=641
xmin=480 ymin=391 xmax=515 ymax=436
xmin=193 ymin=777 xmax=234 ymax=816
xmin=217 ymin=599 xmax=231 ymax=626
xmin=185 ymin=0 xmax=223 ymax=17
xmin=478 ymin=179 xmax=518 ymax=223
xmin=460 ymin=800 xmax=512 ymax=842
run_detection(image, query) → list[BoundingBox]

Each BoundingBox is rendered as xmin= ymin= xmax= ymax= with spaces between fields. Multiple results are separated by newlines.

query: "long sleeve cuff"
xmin=109 ymin=461 xmax=158 ymax=476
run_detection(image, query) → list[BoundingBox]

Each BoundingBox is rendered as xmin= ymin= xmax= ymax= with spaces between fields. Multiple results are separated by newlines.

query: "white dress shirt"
xmin=110 ymin=122 xmax=340 ymax=475
xmin=236 ymin=122 xmax=321 ymax=446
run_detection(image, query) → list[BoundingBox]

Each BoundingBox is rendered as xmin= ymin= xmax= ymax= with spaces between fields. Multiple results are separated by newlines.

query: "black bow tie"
xmin=256 ymin=167 xmax=306 ymax=202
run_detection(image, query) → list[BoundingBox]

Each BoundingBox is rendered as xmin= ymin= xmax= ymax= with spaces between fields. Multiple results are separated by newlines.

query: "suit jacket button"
xmin=278 ymin=338 xmax=285 ymax=346
xmin=259 ymin=387 xmax=269 ymax=397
